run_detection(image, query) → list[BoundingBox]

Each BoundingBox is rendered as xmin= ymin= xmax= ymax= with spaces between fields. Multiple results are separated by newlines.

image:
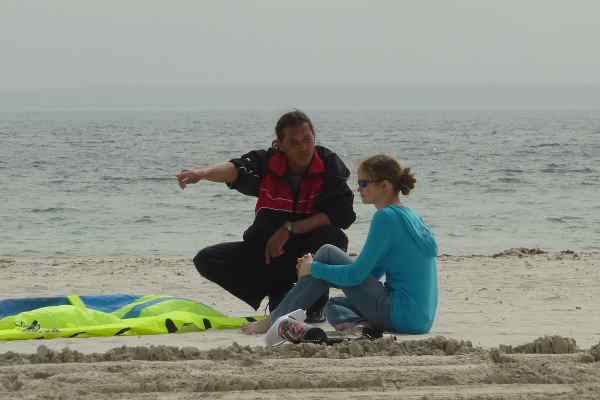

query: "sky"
xmin=1 ymin=1 xmax=600 ymax=108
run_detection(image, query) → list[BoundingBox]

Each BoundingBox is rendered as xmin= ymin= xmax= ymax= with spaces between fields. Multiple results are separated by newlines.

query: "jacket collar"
xmin=268 ymin=150 xmax=325 ymax=177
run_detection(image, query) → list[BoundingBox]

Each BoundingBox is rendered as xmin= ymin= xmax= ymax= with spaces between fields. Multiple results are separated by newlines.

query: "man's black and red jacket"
xmin=228 ymin=145 xmax=356 ymax=243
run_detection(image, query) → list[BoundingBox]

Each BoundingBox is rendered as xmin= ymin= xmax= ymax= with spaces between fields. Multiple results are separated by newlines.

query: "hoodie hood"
xmin=390 ymin=206 xmax=438 ymax=257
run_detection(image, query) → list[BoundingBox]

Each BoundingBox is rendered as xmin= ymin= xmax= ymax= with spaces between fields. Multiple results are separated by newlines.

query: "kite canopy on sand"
xmin=0 ymin=294 xmax=260 ymax=341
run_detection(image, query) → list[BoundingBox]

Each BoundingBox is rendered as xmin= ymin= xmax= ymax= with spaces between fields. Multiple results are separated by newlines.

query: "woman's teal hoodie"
xmin=312 ymin=205 xmax=438 ymax=333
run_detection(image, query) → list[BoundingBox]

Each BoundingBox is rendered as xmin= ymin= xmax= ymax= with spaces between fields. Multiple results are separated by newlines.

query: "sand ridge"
xmin=1 ymin=336 xmax=600 ymax=399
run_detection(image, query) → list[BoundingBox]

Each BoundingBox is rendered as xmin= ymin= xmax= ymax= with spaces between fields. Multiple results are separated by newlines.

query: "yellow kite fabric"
xmin=0 ymin=294 xmax=259 ymax=341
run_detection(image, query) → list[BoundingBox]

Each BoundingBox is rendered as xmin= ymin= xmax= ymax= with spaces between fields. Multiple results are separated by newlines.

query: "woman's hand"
xmin=296 ymin=253 xmax=313 ymax=279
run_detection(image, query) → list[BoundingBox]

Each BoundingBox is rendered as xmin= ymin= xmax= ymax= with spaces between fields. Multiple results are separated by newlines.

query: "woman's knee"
xmin=314 ymin=243 xmax=334 ymax=260
xmin=314 ymin=243 xmax=351 ymax=265
xmin=314 ymin=243 xmax=341 ymax=262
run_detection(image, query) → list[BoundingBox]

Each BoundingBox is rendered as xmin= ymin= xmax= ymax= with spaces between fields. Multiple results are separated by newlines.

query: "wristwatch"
xmin=283 ymin=221 xmax=294 ymax=235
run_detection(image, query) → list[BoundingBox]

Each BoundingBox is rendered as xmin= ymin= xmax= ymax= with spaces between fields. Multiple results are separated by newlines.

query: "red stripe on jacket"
xmin=255 ymin=152 xmax=326 ymax=215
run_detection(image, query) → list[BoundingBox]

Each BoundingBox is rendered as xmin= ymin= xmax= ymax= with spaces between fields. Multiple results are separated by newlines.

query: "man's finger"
xmin=176 ymin=176 xmax=185 ymax=189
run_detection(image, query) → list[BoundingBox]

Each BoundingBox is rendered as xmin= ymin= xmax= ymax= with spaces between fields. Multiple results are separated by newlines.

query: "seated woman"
xmin=242 ymin=154 xmax=438 ymax=335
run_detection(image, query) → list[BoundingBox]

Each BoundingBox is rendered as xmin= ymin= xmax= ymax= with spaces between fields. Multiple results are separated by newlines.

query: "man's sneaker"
xmin=305 ymin=307 xmax=326 ymax=323
xmin=305 ymin=293 xmax=328 ymax=323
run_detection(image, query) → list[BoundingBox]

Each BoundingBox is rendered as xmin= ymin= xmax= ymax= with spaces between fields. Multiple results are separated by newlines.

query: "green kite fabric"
xmin=0 ymin=294 xmax=260 ymax=341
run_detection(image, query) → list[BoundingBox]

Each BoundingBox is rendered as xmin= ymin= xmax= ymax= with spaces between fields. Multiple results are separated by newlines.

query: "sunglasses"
xmin=357 ymin=179 xmax=380 ymax=188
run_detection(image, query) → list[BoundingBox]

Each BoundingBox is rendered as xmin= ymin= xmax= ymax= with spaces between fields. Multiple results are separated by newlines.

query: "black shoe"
xmin=305 ymin=307 xmax=326 ymax=324
xmin=305 ymin=293 xmax=328 ymax=323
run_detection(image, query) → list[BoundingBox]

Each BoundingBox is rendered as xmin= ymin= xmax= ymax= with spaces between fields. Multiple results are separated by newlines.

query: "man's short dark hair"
xmin=275 ymin=110 xmax=315 ymax=141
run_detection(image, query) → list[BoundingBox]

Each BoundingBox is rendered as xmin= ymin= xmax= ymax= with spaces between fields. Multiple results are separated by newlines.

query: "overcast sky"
xmin=2 ymin=0 xmax=600 ymax=90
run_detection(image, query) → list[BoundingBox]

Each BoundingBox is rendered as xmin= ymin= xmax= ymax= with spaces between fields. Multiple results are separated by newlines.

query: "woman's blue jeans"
xmin=270 ymin=244 xmax=393 ymax=331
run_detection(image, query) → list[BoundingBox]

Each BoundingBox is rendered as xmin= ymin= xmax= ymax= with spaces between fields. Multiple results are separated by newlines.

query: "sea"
xmin=1 ymin=109 xmax=599 ymax=257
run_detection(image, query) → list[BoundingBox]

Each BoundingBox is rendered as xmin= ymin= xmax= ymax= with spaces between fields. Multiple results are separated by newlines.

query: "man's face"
xmin=278 ymin=122 xmax=316 ymax=170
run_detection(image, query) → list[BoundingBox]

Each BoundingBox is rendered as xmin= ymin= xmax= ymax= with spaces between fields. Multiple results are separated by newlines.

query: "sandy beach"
xmin=2 ymin=249 xmax=600 ymax=399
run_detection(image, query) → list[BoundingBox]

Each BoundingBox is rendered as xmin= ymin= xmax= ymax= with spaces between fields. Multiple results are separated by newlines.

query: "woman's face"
xmin=357 ymin=170 xmax=384 ymax=204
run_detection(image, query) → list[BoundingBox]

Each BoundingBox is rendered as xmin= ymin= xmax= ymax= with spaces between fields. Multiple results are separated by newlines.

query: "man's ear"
xmin=275 ymin=139 xmax=286 ymax=153
xmin=272 ymin=139 xmax=281 ymax=151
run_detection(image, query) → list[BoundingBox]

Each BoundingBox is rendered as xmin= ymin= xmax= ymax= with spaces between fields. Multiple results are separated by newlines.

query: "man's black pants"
xmin=193 ymin=225 xmax=348 ymax=312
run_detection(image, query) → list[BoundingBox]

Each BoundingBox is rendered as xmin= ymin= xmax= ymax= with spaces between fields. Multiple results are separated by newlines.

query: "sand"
xmin=1 ymin=249 xmax=600 ymax=399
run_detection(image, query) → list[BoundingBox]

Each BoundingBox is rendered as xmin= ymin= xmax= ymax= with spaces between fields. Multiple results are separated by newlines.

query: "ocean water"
xmin=1 ymin=109 xmax=599 ymax=257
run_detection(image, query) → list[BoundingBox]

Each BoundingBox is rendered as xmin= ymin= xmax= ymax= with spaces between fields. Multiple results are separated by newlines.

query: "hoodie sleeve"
xmin=312 ymin=209 xmax=391 ymax=287
xmin=316 ymin=150 xmax=356 ymax=229
xmin=227 ymin=150 xmax=268 ymax=197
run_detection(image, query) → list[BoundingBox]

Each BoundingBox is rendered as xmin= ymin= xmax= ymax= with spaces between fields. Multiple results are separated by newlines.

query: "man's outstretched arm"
xmin=178 ymin=150 xmax=267 ymax=196
xmin=176 ymin=162 xmax=238 ymax=189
